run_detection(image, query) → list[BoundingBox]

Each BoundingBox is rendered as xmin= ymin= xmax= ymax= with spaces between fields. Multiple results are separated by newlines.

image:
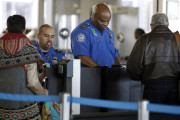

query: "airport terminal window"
xmin=0 ymin=0 xmax=38 ymax=35
xmin=165 ymin=0 xmax=180 ymax=32
xmin=120 ymin=0 xmax=153 ymax=32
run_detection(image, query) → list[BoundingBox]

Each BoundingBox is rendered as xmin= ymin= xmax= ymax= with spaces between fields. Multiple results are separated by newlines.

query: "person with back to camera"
xmin=34 ymin=24 xmax=65 ymax=68
xmin=71 ymin=3 xmax=120 ymax=68
xmin=0 ymin=14 xmax=48 ymax=119
xmin=134 ymin=28 xmax=145 ymax=40
xmin=127 ymin=13 xmax=180 ymax=105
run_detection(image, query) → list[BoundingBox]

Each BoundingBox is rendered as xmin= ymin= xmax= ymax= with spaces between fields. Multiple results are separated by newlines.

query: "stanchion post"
xmin=138 ymin=100 xmax=149 ymax=120
xmin=60 ymin=93 xmax=70 ymax=120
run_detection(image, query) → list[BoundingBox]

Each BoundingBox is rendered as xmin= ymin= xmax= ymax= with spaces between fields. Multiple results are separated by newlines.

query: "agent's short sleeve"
xmin=71 ymin=29 xmax=90 ymax=58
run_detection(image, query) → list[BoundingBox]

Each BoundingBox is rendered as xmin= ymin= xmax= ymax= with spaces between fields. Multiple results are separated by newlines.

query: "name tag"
xmin=96 ymin=38 xmax=102 ymax=40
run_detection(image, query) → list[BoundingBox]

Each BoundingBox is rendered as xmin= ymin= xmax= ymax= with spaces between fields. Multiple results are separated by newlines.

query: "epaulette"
xmin=55 ymin=49 xmax=64 ymax=54
xmin=80 ymin=23 xmax=90 ymax=29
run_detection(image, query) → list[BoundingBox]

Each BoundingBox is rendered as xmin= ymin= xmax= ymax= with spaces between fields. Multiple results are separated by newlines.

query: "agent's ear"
xmin=6 ymin=28 xmax=8 ymax=33
xmin=23 ymin=29 xmax=26 ymax=34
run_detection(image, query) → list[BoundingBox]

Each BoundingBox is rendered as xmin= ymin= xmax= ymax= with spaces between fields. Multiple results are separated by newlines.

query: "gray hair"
xmin=150 ymin=13 xmax=169 ymax=25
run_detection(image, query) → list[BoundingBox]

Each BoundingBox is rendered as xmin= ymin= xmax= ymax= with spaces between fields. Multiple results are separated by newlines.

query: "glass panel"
xmin=166 ymin=0 xmax=180 ymax=32
xmin=0 ymin=0 xmax=38 ymax=35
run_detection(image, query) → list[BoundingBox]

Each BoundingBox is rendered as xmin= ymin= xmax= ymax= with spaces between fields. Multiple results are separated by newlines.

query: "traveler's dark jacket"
xmin=127 ymin=25 xmax=180 ymax=84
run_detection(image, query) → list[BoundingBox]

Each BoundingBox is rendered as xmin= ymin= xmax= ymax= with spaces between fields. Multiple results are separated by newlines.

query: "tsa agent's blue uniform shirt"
xmin=34 ymin=43 xmax=65 ymax=67
xmin=71 ymin=18 xmax=117 ymax=68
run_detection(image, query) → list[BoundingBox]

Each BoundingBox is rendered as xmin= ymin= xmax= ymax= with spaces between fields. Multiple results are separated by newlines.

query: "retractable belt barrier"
xmin=148 ymin=103 xmax=180 ymax=115
xmin=0 ymin=92 xmax=59 ymax=102
xmin=67 ymin=96 xmax=138 ymax=110
xmin=0 ymin=92 xmax=180 ymax=120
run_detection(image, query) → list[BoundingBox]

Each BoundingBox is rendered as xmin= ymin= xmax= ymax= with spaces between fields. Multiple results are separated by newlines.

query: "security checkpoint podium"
xmin=44 ymin=59 xmax=143 ymax=114
xmin=44 ymin=60 xmax=180 ymax=120
xmin=80 ymin=65 xmax=143 ymax=113
xmin=45 ymin=59 xmax=81 ymax=115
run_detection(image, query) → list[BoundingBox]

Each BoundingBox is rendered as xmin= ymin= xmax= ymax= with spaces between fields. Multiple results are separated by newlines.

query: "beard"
xmin=42 ymin=41 xmax=52 ymax=51
xmin=97 ymin=25 xmax=106 ymax=31
xmin=42 ymin=45 xmax=51 ymax=51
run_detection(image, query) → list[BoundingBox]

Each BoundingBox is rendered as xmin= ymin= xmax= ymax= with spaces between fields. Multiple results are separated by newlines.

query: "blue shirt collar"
xmin=34 ymin=43 xmax=54 ymax=55
xmin=88 ymin=18 xmax=108 ymax=33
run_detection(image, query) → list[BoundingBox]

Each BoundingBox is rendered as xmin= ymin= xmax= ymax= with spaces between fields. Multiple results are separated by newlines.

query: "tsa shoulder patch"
xmin=77 ymin=33 xmax=86 ymax=42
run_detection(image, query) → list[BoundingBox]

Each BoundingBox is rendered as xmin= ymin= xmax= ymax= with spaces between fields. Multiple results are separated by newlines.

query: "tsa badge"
xmin=52 ymin=57 xmax=58 ymax=64
xmin=77 ymin=33 xmax=86 ymax=42
xmin=109 ymin=32 xmax=112 ymax=38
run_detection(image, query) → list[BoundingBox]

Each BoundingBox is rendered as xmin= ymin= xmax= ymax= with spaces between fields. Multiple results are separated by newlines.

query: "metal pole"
xmin=60 ymin=93 xmax=70 ymax=120
xmin=138 ymin=100 xmax=149 ymax=120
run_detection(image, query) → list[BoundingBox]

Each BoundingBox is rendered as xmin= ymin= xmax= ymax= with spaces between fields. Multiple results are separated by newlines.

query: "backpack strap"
xmin=174 ymin=31 xmax=180 ymax=42
xmin=174 ymin=31 xmax=180 ymax=52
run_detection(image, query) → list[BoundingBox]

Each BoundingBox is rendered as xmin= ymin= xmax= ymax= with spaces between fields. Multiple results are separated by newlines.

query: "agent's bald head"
xmin=91 ymin=3 xmax=111 ymax=31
